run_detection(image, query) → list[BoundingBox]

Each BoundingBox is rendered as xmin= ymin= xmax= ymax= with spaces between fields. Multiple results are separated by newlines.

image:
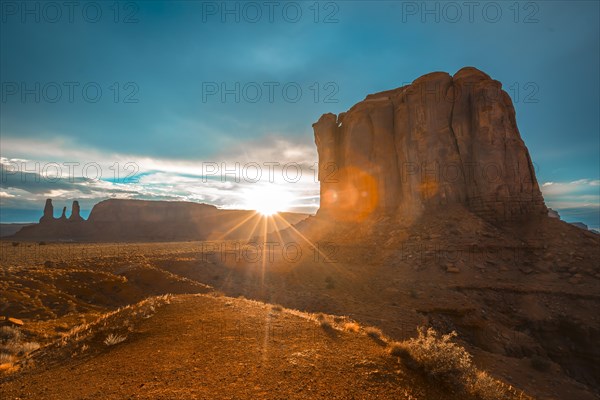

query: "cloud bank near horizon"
xmin=0 ymin=135 xmax=322 ymax=222
xmin=1 ymin=143 xmax=598 ymax=230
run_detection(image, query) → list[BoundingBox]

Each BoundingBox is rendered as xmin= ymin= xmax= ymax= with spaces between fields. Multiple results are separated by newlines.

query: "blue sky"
xmin=1 ymin=1 xmax=599 ymax=229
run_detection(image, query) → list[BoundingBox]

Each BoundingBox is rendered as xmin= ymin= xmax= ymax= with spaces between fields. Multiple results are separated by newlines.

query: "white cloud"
xmin=541 ymin=178 xmax=599 ymax=229
xmin=540 ymin=178 xmax=600 ymax=196
xmin=1 ymin=134 xmax=320 ymax=216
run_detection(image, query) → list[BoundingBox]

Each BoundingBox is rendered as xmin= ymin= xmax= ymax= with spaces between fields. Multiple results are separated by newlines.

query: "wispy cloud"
xmin=0 ymin=135 xmax=321 ymax=219
xmin=541 ymin=178 xmax=600 ymax=229
xmin=541 ymin=179 xmax=600 ymax=195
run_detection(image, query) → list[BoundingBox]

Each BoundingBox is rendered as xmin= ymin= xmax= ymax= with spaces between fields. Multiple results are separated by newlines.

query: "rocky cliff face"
xmin=313 ymin=67 xmax=547 ymax=222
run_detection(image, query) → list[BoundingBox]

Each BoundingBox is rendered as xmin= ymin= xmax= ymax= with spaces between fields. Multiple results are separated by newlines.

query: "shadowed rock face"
xmin=39 ymin=199 xmax=54 ymax=223
xmin=313 ymin=67 xmax=547 ymax=222
xmin=69 ymin=201 xmax=84 ymax=222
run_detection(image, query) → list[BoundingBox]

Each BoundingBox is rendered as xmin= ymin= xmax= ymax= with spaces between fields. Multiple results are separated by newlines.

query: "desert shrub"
xmin=365 ymin=327 xmax=386 ymax=344
xmin=388 ymin=341 xmax=407 ymax=358
xmin=0 ymin=325 xmax=40 ymax=373
xmin=0 ymin=326 xmax=21 ymax=342
xmin=391 ymin=327 xmax=533 ymax=399
xmin=530 ymin=355 xmax=551 ymax=372
xmin=394 ymin=327 xmax=472 ymax=388
xmin=315 ymin=313 xmax=333 ymax=330
xmin=467 ymin=370 xmax=532 ymax=400
xmin=11 ymin=242 xmax=19 ymax=247
xmin=343 ymin=322 xmax=360 ymax=333
xmin=20 ymin=342 xmax=40 ymax=353
xmin=319 ymin=318 xmax=333 ymax=330
xmin=4 ymin=295 xmax=173 ymax=372
xmin=5 ymin=341 xmax=41 ymax=356
xmin=469 ymin=370 xmax=509 ymax=400
xmin=104 ymin=333 xmax=127 ymax=346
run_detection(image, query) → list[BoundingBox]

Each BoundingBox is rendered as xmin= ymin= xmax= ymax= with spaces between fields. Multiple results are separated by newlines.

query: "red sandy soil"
xmin=1 ymin=209 xmax=598 ymax=399
xmin=2 ymin=294 xmax=479 ymax=400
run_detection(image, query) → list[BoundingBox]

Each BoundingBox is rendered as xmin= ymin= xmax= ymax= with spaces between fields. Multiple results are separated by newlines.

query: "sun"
xmin=244 ymin=185 xmax=293 ymax=216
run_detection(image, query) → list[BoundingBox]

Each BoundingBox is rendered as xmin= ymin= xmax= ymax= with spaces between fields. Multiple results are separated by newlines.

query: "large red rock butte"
xmin=313 ymin=67 xmax=547 ymax=222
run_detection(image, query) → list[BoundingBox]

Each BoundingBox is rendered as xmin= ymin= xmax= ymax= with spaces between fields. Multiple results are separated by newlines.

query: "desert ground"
xmin=1 ymin=208 xmax=598 ymax=400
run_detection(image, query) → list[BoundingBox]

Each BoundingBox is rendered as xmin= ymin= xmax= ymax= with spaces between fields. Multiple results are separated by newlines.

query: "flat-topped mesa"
xmin=86 ymin=199 xmax=219 ymax=223
xmin=313 ymin=67 xmax=547 ymax=222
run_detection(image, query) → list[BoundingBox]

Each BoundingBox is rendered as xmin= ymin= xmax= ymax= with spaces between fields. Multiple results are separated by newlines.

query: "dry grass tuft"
xmin=0 ymin=353 xmax=15 ymax=364
xmin=364 ymin=326 xmax=387 ymax=344
xmin=0 ymin=353 xmax=18 ymax=373
xmin=0 ymin=326 xmax=21 ymax=342
xmin=392 ymin=327 xmax=471 ymax=387
xmin=388 ymin=341 xmax=407 ymax=358
xmin=0 ymin=327 xmax=40 ymax=374
xmin=388 ymin=327 xmax=533 ymax=399
xmin=20 ymin=342 xmax=40 ymax=353
xmin=104 ymin=333 xmax=127 ymax=346
xmin=319 ymin=319 xmax=333 ymax=330
xmin=19 ymin=294 xmax=173 ymax=369
xmin=343 ymin=322 xmax=360 ymax=333
xmin=316 ymin=313 xmax=334 ymax=331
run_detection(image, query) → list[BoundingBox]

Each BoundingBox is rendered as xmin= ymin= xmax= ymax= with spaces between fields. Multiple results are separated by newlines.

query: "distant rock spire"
xmin=39 ymin=199 xmax=54 ymax=223
xmin=69 ymin=201 xmax=84 ymax=222
xmin=60 ymin=206 xmax=67 ymax=220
